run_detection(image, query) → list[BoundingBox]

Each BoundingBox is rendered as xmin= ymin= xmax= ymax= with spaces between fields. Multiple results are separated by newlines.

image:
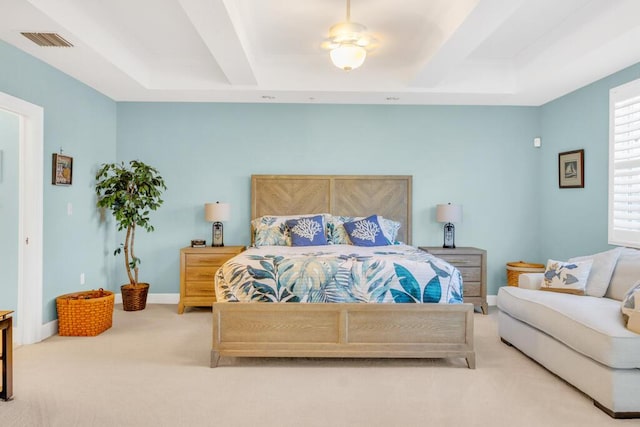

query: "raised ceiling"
xmin=1 ymin=0 xmax=640 ymax=105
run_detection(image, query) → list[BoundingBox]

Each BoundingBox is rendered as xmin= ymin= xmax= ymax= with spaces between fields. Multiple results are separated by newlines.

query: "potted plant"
xmin=95 ymin=160 xmax=166 ymax=311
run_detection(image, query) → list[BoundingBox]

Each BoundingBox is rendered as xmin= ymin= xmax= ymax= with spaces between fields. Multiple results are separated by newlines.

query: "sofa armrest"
xmin=518 ymin=273 xmax=544 ymax=290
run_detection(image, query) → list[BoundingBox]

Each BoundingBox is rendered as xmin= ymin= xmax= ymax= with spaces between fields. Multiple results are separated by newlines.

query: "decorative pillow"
xmin=286 ymin=215 xmax=328 ymax=246
xmin=342 ymin=215 xmax=391 ymax=246
xmin=569 ymin=247 xmax=623 ymax=297
xmin=252 ymin=214 xmax=329 ymax=246
xmin=621 ymin=281 xmax=640 ymax=334
xmin=328 ymin=215 xmax=400 ymax=245
xmin=540 ymin=259 xmax=593 ymax=295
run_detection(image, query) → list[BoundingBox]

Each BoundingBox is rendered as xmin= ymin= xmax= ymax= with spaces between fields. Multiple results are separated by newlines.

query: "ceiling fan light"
xmin=330 ymin=43 xmax=367 ymax=71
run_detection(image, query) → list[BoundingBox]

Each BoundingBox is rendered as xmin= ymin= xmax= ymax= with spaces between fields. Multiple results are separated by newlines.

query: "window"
xmin=609 ymin=78 xmax=640 ymax=248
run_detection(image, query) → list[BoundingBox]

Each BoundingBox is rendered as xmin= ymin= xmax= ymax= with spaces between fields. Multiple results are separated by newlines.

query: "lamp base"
xmin=442 ymin=223 xmax=456 ymax=249
xmin=211 ymin=222 xmax=224 ymax=247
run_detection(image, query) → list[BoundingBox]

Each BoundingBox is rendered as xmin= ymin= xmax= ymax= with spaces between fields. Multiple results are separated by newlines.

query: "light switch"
xmin=67 ymin=202 xmax=73 ymax=216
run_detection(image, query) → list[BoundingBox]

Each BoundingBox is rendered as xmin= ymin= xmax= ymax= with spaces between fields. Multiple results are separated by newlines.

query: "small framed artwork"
xmin=558 ymin=149 xmax=584 ymax=188
xmin=52 ymin=153 xmax=73 ymax=185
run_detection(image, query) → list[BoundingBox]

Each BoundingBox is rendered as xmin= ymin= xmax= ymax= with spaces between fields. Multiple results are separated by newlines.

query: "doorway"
xmin=0 ymin=91 xmax=43 ymax=345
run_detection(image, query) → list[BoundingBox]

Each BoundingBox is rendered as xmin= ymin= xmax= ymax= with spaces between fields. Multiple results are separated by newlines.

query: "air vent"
xmin=21 ymin=32 xmax=73 ymax=47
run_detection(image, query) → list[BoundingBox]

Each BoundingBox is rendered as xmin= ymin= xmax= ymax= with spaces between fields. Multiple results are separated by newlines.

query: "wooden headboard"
xmin=251 ymin=175 xmax=412 ymax=244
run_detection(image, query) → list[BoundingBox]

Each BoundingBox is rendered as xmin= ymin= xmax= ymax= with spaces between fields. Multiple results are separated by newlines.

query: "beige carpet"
xmin=2 ymin=305 xmax=635 ymax=427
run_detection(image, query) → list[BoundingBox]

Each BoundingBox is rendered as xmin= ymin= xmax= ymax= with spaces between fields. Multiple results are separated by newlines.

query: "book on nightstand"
xmin=190 ymin=239 xmax=206 ymax=248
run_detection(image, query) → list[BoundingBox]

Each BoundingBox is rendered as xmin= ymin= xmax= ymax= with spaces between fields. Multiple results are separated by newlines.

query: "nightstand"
xmin=179 ymin=246 xmax=245 ymax=314
xmin=419 ymin=246 xmax=487 ymax=314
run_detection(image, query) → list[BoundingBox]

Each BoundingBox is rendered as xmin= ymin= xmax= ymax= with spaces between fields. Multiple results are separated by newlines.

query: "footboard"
xmin=211 ymin=303 xmax=475 ymax=368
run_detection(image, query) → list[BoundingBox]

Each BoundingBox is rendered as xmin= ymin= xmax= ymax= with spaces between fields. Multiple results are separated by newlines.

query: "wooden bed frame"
xmin=211 ymin=175 xmax=475 ymax=368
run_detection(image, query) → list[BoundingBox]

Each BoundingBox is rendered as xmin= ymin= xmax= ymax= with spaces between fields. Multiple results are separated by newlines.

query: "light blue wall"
xmin=0 ymin=41 xmax=117 ymax=322
xmin=0 ymin=109 xmax=19 ymax=318
xmin=4 ymin=35 xmax=640 ymax=326
xmin=539 ymin=62 xmax=640 ymax=260
xmin=117 ymin=103 xmax=541 ymax=296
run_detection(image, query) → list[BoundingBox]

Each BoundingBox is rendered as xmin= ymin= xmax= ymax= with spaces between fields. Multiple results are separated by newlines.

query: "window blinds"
xmin=609 ymin=79 xmax=640 ymax=248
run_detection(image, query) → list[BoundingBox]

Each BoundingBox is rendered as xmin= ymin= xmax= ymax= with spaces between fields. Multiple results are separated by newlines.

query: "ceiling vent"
xmin=21 ymin=32 xmax=73 ymax=47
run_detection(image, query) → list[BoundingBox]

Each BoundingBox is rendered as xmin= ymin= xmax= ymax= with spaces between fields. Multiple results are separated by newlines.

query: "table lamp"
xmin=436 ymin=203 xmax=462 ymax=248
xmin=205 ymin=202 xmax=230 ymax=247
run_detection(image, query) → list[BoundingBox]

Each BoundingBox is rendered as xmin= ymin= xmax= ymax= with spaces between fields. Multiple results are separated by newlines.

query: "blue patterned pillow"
xmin=343 ymin=215 xmax=390 ymax=246
xmin=328 ymin=215 xmax=400 ymax=244
xmin=541 ymin=259 xmax=593 ymax=295
xmin=286 ymin=215 xmax=328 ymax=246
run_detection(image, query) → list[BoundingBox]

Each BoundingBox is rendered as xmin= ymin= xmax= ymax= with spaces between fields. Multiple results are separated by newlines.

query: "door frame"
xmin=0 ymin=91 xmax=43 ymax=345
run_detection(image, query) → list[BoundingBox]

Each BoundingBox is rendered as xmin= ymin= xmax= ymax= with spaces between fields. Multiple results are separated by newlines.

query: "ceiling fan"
xmin=321 ymin=0 xmax=378 ymax=71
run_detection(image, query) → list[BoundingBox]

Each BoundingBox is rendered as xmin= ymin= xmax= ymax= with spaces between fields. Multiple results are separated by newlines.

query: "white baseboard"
xmin=487 ymin=295 xmax=497 ymax=306
xmin=41 ymin=319 xmax=58 ymax=341
xmin=114 ymin=293 xmax=179 ymax=304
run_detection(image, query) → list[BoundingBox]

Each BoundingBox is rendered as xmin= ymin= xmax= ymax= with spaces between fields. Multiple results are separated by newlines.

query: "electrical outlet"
xmin=80 ymin=273 xmax=85 ymax=285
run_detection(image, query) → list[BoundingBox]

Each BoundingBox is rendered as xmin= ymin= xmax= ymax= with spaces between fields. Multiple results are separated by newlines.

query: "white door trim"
xmin=0 ymin=91 xmax=44 ymax=345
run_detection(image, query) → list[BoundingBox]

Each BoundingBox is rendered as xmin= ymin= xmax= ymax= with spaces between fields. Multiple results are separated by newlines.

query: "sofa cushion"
xmin=606 ymin=247 xmax=640 ymax=301
xmin=569 ymin=247 xmax=623 ymax=297
xmin=498 ymin=286 xmax=640 ymax=369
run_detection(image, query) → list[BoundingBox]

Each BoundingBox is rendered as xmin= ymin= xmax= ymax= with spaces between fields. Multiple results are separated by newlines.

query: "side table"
xmin=0 ymin=310 xmax=13 ymax=401
xmin=179 ymin=246 xmax=246 ymax=313
xmin=419 ymin=247 xmax=488 ymax=314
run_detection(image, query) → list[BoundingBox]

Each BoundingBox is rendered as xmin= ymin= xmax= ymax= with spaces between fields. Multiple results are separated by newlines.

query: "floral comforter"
xmin=215 ymin=244 xmax=463 ymax=304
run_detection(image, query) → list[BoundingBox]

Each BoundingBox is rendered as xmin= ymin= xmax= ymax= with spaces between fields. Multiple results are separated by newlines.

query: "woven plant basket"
xmin=506 ymin=261 xmax=545 ymax=286
xmin=121 ymin=283 xmax=149 ymax=311
xmin=56 ymin=289 xmax=114 ymax=336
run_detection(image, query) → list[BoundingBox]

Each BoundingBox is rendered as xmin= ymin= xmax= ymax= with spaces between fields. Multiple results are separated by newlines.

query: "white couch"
xmin=497 ymin=247 xmax=640 ymax=418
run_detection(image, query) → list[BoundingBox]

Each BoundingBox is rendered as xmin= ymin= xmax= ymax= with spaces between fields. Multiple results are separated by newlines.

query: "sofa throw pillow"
xmin=569 ymin=247 xmax=623 ymax=297
xmin=343 ymin=215 xmax=390 ymax=246
xmin=621 ymin=281 xmax=640 ymax=334
xmin=540 ymin=259 xmax=593 ymax=295
xmin=286 ymin=215 xmax=328 ymax=246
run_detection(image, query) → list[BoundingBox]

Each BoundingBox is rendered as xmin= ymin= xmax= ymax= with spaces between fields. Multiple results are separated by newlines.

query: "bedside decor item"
xmin=95 ymin=160 xmax=166 ymax=311
xmin=205 ymin=202 xmax=230 ymax=247
xmin=559 ymin=149 xmax=584 ymax=188
xmin=436 ymin=203 xmax=462 ymax=248
xmin=191 ymin=239 xmax=206 ymax=248
xmin=56 ymin=289 xmax=114 ymax=336
xmin=52 ymin=152 xmax=73 ymax=185
xmin=321 ymin=0 xmax=377 ymax=71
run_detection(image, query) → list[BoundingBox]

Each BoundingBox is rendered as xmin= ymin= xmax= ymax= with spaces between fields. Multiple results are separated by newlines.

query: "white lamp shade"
xmin=205 ymin=202 xmax=230 ymax=222
xmin=330 ymin=44 xmax=367 ymax=71
xmin=436 ymin=204 xmax=462 ymax=223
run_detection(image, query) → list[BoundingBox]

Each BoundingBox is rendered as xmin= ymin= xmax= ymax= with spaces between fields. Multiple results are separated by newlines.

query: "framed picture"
xmin=558 ymin=149 xmax=584 ymax=188
xmin=52 ymin=153 xmax=73 ymax=185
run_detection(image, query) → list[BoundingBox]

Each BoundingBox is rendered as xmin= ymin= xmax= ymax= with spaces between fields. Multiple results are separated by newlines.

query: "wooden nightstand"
xmin=179 ymin=246 xmax=245 ymax=314
xmin=419 ymin=247 xmax=488 ymax=315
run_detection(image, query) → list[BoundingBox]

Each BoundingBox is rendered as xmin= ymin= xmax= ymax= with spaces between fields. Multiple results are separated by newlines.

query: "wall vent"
xmin=21 ymin=32 xmax=73 ymax=47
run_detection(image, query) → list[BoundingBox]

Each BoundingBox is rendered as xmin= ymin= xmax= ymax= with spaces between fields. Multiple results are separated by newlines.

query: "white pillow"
xmin=541 ymin=259 xmax=593 ymax=295
xmin=569 ymin=247 xmax=623 ymax=297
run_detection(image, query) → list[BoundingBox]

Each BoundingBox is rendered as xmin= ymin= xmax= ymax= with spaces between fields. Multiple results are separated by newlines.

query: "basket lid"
xmin=507 ymin=260 xmax=545 ymax=268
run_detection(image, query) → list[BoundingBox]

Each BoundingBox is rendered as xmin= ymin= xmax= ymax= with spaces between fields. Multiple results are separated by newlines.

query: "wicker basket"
xmin=506 ymin=261 xmax=545 ymax=286
xmin=56 ymin=289 xmax=114 ymax=336
xmin=121 ymin=283 xmax=149 ymax=311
